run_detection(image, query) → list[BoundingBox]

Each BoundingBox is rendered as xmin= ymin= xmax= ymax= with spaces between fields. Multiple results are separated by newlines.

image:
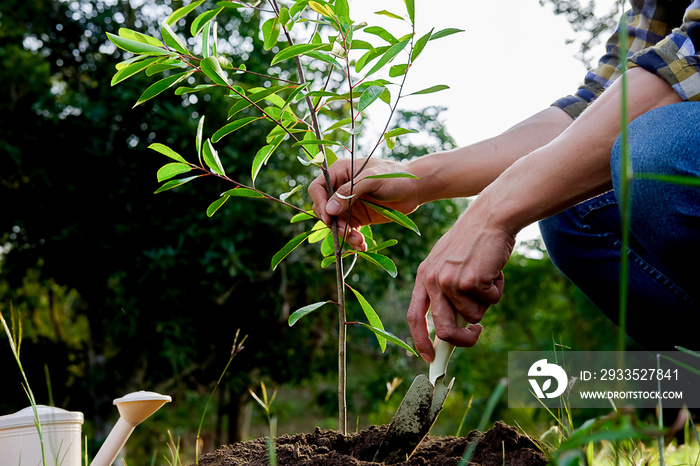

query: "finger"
xmin=308 ymin=177 xmax=331 ymax=225
xmin=407 ymin=281 xmax=433 ymax=362
xmin=430 ymin=292 xmax=483 ymax=347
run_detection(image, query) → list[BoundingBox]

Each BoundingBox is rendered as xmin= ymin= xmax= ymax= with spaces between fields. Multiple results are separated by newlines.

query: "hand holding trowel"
xmin=374 ymin=313 xmax=470 ymax=463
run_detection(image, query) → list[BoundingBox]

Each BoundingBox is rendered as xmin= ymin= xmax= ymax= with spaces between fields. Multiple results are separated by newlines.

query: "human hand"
xmin=308 ymin=157 xmax=422 ymax=251
xmin=407 ymin=205 xmax=515 ymax=362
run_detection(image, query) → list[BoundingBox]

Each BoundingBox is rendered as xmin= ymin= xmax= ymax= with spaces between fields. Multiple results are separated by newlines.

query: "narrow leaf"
xmin=107 ymin=32 xmax=170 ymax=56
xmin=196 ymin=115 xmax=205 ymax=165
xmin=118 ymin=28 xmax=165 ymax=48
xmin=111 ymin=57 xmax=162 ymax=86
xmin=251 ymin=136 xmax=283 ymax=184
xmin=261 ymin=16 xmax=280 ymax=51
xmin=357 ymin=251 xmax=397 ymax=278
xmin=271 ymin=43 xmax=328 ymax=65
xmin=271 ymin=230 xmax=314 ymax=270
xmin=288 ymin=301 xmax=332 ymax=326
xmin=212 ymin=117 xmax=259 ymax=143
xmin=191 ymin=7 xmax=224 ymax=37
xmin=358 ymin=85 xmax=384 ymax=112
xmin=200 ymin=56 xmax=229 ymax=86
xmin=366 ymin=239 xmax=398 ymax=252
xmin=161 ymin=22 xmax=189 ymax=55
xmin=404 ymin=0 xmax=415 ymax=24
xmin=290 ymin=212 xmax=314 ymax=223
xmin=206 ymin=195 xmax=229 ymax=217
xmin=408 ymin=84 xmax=449 ymax=96
xmin=202 ymin=139 xmax=225 ymax=176
xmin=360 ymin=199 xmax=420 ymax=235
xmin=149 ymin=143 xmax=188 ymax=163
xmin=154 ymin=175 xmax=201 ymax=194
xmin=635 ymin=173 xmax=700 ymax=187
xmin=308 ymin=1 xmax=334 ymax=17
xmin=134 ymin=71 xmax=190 ymax=107
xmin=374 ymin=10 xmax=404 ymax=20
xmin=411 ymin=28 xmax=433 ymax=62
xmin=364 ymin=39 xmax=409 ymax=78
xmin=221 ymin=187 xmax=266 ymax=198
xmin=351 ymin=322 xmax=419 ymax=356
xmin=385 ymin=128 xmax=419 ymax=138
xmin=429 ymin=28 xmax=464 ymax=41
xmin=292 ymin=139 xmax=343 ymax=147
xmin=166 ymin=0 xmax=205 ymax=26
xmin=363 ymin=26 xmax=398 ymax=44
xmin=348 ymin=286 xmax=386 ymax=352
xmin=157 ymin=162 xmax=192 ymax=182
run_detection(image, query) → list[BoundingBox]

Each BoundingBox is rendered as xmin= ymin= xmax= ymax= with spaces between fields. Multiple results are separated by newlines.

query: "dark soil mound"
xmin=197 ymin=421 xmax=548 ymax=465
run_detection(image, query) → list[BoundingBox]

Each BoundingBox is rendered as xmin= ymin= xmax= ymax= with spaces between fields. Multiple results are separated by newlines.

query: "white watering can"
xmin=0 ymin=391 xmax=171 ymax=466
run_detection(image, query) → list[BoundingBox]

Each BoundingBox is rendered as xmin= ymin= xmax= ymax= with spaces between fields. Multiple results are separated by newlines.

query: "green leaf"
xmin=196 ymin=115 xmax=205 ymax=165
xmin=202 ymin=139 xmax=225 ymax=176
xmin=149 ymin=143 xmax=188 ymax=163
xmin=385 ymin=128 xmax=419 ymax=139
xmin=200 ymin=56 xmax=229 ymax=86
xmin=118 ymin=28 xmax=165 ymax=48
xmin=251 ymin=135 xmax=284 ymax=184
xmin=290 ymin=212 xmax=315 ymax=223
xmin=191 ymin=7 xmax=224 ymax=36
xmin=358 ymin=85 xmax=384 ymax=112
xmin=429 ymin=28 xmax=464 ymax=41
xmin=270 ymin=43 xmax=329 ymax=65
xmin=154 ymin=175 xmax=201 ymax=194
xmin=324 ymin=118 xmax=352 ymax=133
xmin=366 ymin=239 xmax=398 ymax=252
xmin=161 ymin=22 xmax=189 ymax=55
xmin=364 ymin=39 xmax=409 ymax=78
xmin=305 ymin=50 xmax=343 ymax=69
xmin=134 ymin=71 xmax=190 ymax=107
xmin=107 ymin=32 xmax=170 ymax=56
xmin=166 ymin=0 xmax=205 ymax=26
xmin=201 ymin=21 xmax=212 ymax=58
xmin=363 ymin=26 xmax=398 ymax=44
xmin=206 ymin=195 xmax=229 ymax=217
xmin=411 ymin=28 xmax=433 ymax=62
xmin=334 ymin=0 xmax=349 ymax=17
xmin=111 ymin=57 xmax=162 ymax=86
xmin=308 ymin=221 xmax=330 ymax=243
xmin=262 ymin=16 xmax=281 ymax=50
xmin=157 ymin=162 xmax=192 ymax=182
xmin=271 ymin=230 xmax=314 ymax=270
xmin=388 ymin=63 xmax=407 ymax=77
xmin=362 ymin=171 xmax=419 ymax=180
xmin=292 ymin=139 xmax=343 ymax=147
xmin=408 ymin=84 xmax=449 ymax=96
xmin=320 ymin=233 xmax=334 ymax=256
xmin=288 ymin=301 xmax=332 ymax=326
xmin=146 ymin=61 xmax=186 ymax=76
xmin=212 ymin=117 xmax=259 ymax=143
xmin=374 ymin=9 xmax=404 ymax=20
xmin=357 ymin=251 xmax=397 ymax=278
xmin=221 ymin=187 xmax=265 ymax=198
xmin=351 ymin=322 xmax=418 ymax=356
xmin=347 ymin=286 xmax=386 ymax=352
xmin=227 ymin=85 xmax=291 ymax=118
xmin=360 ymin=199 xmax=420 ymax=235
xmin=404 ymin=0 xmax=415 ymax=24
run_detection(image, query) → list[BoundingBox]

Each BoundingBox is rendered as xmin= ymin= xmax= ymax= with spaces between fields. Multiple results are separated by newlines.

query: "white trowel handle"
xmin=428 ymin=313 xmax=469 ymax=385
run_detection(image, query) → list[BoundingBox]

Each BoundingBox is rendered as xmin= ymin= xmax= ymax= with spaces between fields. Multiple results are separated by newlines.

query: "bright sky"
xmin=351 ymin=0 xmax=619 ymax=241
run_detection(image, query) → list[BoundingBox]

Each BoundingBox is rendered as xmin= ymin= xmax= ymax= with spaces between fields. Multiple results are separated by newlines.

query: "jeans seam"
xmin=604 ymin=232 xmax=696 ymax=307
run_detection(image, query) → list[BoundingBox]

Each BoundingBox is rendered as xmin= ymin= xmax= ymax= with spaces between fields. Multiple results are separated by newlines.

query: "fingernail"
xmin=326 ymin=199 xmax=341 ymax=215
xmin=420 ymin=352 xmax=434 ymax=363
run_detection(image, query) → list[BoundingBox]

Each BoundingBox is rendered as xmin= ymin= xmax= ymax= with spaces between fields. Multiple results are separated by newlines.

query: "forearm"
xmin=474 ymin=68 xmax=683 ymax=235
xmin=407 ymin=106 xmax=574 ymax=204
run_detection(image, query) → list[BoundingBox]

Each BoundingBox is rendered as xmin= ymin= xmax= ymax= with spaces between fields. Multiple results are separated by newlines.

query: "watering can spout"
xmin=90 ymin=391 xmax=171 ymax=466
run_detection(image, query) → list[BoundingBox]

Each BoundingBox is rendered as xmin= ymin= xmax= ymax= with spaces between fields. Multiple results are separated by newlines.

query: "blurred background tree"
xmin=1 ymin=0 xmax=620 ymax=461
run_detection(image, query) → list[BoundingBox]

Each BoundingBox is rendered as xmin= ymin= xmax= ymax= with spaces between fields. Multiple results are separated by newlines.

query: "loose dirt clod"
xmin=196 ymin=421 xmax=548 ymax=466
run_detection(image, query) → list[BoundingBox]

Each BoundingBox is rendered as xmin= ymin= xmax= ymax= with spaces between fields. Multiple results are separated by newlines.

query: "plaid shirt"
xmin=554 ymin=0 xmax=700 ymax=118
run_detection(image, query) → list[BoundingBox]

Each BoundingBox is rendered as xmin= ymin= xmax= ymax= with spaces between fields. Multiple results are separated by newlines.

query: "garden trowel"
xmin=374 ymin=314 xmax=468 ymax=464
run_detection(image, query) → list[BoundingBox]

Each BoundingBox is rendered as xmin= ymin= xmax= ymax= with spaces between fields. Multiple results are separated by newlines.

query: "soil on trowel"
xmin=196 ymin=421 xmax=548 ymax=466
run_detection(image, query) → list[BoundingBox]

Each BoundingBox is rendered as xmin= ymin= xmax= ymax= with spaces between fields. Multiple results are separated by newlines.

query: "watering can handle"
xmin=428 ymin=313 xmax=469 ymax=385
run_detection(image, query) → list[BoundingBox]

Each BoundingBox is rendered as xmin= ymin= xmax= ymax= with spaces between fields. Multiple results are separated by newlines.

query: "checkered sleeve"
xmin=553 ymin=0 xmax=693 ymax=118
xmin=629 ymin=2 xmax=700 ymax=101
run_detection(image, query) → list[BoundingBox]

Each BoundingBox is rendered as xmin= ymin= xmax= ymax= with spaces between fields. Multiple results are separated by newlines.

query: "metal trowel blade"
xmin=373 ymin=374 xmax=455 ymax=464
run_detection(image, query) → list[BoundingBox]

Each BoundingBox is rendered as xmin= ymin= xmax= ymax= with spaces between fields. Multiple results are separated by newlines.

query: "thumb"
xmin=326 ymin=179 xmax=361 ymax=216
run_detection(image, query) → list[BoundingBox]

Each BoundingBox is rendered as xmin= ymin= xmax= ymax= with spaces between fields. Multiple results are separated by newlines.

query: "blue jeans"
xmin=539 ymin=102 xmax=700 ymax=351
